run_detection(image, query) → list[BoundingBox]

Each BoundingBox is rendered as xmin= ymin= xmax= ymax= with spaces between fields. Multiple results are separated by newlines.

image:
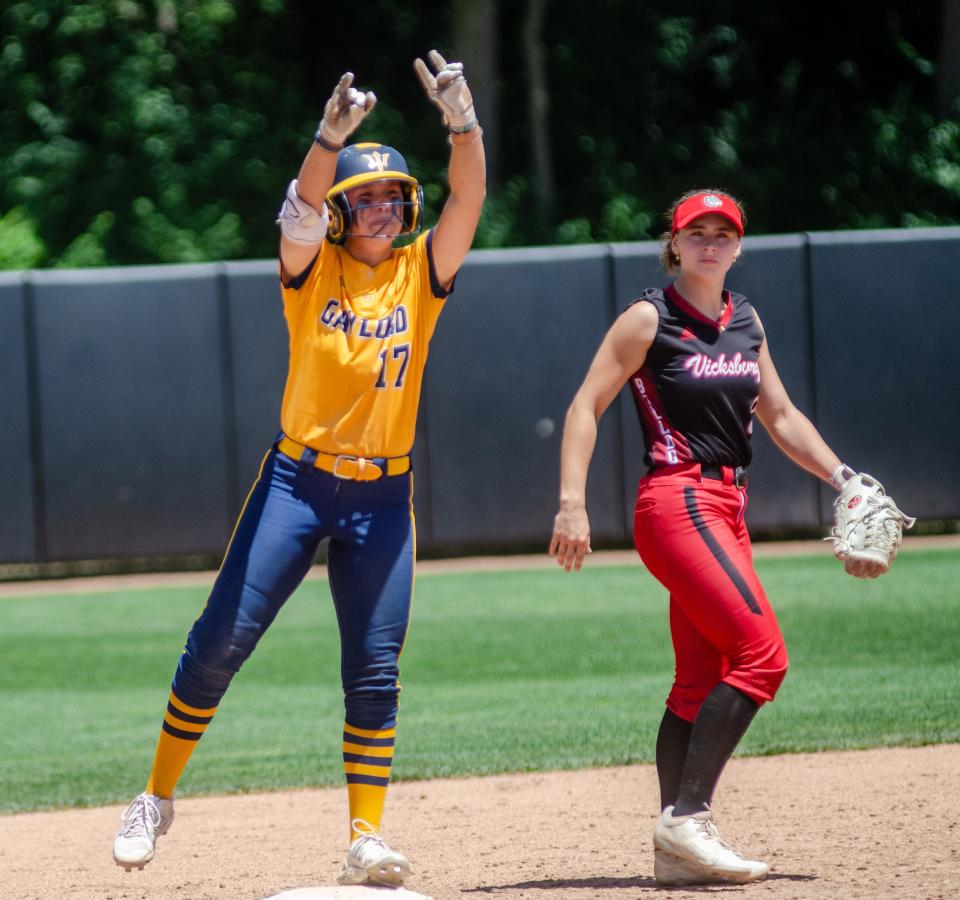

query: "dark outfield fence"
xmin=2 ymin=226 xmax=958 ymax=566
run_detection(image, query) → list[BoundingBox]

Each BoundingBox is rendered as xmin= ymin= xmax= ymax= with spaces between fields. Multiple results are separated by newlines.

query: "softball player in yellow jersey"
xmin=113 ymin=51 xmax=485 ymax=888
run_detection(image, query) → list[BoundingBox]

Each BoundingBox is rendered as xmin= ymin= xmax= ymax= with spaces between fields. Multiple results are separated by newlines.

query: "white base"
xmin=264 ymin=888 xmax=433 ymax=900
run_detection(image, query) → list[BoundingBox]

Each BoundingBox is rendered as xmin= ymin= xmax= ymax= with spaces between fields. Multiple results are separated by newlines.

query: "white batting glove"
xmin=316 ymin=72 xmax=377 ymax=148
xmin=414 ymin=50 xmax=477 ymax=132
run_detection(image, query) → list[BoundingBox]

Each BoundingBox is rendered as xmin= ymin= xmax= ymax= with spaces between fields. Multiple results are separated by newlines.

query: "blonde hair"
xmin=658 ymin=188 xmax=747 ymax=274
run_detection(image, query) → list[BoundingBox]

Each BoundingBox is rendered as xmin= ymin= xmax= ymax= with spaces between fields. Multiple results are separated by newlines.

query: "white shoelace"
xmin=694 ymin=815 xmax=735 ymax=853
xmin=351 ymin=818 xmax=387 ymax=849
xmin=119 ymin=795 xmax=161 ymax=839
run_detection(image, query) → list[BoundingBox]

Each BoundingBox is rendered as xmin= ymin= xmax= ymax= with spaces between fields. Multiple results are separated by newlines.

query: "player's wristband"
xmin=314 ymin=129 xmax=344 ymax=153
xmin=830 ymin=463 xmax=856 ymax=491
xmin=448 ymin=117 xmax=479 ymax=134
xmin=448 ymin=125 xmax=483 ymax=147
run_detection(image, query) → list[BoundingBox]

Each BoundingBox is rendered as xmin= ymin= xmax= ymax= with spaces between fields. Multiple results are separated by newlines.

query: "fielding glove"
xmin=316 ymin=72 xmax=376 ymax=148
xmin=824 ymin=472 xmax=916 ymax=578
xmin=414 ymin=50 xmax=477 ymax=132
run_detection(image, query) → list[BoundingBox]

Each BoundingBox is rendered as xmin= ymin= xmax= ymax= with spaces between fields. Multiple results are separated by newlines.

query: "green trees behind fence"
xmin=2 ymin=0 xmax=958 ymax=269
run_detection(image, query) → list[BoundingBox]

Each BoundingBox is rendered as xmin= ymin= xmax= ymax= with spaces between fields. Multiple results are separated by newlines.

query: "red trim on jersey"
xmin=630 ymin=368 xmax=693 ymax=465
xmin=665 ymin=283 xmax=733 ymax=331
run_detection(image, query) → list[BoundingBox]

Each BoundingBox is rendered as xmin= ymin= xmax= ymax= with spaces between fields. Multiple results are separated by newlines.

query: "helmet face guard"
xmin=326 ymin=143 xmax=423 ymax=244
xmin=327 ymin=182 xmax=424 ymax=244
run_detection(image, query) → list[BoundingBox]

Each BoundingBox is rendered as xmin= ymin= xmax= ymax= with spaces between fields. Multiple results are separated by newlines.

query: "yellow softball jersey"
xmin=278 ymin=230 xmax=449 ymax=459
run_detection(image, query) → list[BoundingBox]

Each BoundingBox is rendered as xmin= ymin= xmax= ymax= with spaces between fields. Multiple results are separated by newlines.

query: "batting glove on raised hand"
xmin=824 ymin=472 xmax=916 ymax=578
xmin=317 ymin=72 xmax=376 ymax=148
xmin=414 ymin=50 xmax=477 ymax=132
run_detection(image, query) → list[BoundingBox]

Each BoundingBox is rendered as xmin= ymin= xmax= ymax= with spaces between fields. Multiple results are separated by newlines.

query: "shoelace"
xmin=120 ymin=796 xmax=161 ymax=839
xmin=694 ymin=815 xmax=735 ymax=852
xmin=351 ymin=817 xmax=387 ymax=849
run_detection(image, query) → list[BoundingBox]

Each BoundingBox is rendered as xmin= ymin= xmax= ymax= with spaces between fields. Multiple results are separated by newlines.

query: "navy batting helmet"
xmin=326 ymin=143 xmax=424 ymax=244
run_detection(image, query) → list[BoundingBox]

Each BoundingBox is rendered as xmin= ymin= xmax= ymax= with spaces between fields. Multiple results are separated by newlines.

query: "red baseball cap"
xmin=671 ymin=192 xmax=744 ymax=236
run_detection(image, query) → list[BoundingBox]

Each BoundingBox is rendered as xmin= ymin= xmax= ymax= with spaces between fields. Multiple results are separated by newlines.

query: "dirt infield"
xmin=1 ymin=744 xmax=957 ymax=899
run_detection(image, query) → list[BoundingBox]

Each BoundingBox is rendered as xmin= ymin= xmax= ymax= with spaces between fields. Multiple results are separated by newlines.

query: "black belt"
xmin=701 ymin=464 xmax=748 ymax=487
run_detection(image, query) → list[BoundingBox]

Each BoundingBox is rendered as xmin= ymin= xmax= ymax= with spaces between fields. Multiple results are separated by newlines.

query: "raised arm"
xmin=550 ymin=301 xmax=659 ymax=571
xmin=278 ymin=72 xmax=376 ymax=280
xmin=414 ymin=50 xmax=486 ymax=289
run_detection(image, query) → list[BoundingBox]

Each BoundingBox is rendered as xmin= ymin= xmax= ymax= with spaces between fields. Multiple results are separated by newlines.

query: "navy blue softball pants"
xmin=171 ymin=447 xmax=415 ymax=730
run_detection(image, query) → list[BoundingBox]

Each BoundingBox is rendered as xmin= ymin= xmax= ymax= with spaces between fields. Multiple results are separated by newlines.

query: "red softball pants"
xmin=633 ymin=464 xmax=789 ymax=723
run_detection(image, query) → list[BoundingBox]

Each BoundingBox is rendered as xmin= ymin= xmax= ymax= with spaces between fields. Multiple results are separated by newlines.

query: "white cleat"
xmin=655 ymin=847 xmax=731 ymax=885
xmin=653 ymin=805 xmax=769 ymax=885
xmin=112 ymin=792 xmax=174 ymax=871
xmin=337 ymin=817 xmax=411 ymax=887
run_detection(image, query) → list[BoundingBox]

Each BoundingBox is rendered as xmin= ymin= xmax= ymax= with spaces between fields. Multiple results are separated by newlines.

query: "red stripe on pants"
xmin=633 ymin=466 xmax=789 ymax=722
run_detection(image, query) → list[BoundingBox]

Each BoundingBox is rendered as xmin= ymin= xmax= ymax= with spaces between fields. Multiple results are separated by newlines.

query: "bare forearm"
xmin=296 ymin=142 xmax=339 ymax=210
xmin=763 ymin=407 xmax=841 ymax=483
xmin=559 ymin=402 xmax=599 ymax=508
xmin=431 ymin=130 xmax=487 ymax=286
xmin=447 ymin=130 xmax=487 ymax=211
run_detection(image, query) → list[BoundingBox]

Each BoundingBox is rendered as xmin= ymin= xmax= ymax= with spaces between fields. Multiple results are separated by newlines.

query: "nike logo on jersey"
xmin=680 ymin=327 xmax=698 ymax=341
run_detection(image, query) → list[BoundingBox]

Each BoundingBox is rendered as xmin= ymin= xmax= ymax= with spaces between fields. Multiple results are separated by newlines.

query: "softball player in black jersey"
xmin=551 ymin=190 xmax=868 ymax=886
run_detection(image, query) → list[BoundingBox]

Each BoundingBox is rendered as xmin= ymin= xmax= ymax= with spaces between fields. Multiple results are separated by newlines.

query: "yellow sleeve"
xmin=423 ymin=228 xmax=457 ymax=300
xmin=279 ymin=241 xmax=331 ymax=301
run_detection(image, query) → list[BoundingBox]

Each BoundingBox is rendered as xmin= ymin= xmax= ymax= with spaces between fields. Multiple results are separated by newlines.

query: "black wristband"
xmin=314 ymin=130 xmax=344 ymax=153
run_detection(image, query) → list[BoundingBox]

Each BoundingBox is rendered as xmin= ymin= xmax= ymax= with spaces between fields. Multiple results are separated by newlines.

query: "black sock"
xmin=671 ymin=682 xmax=759 ymax=817
xmin=655 ymin=709 xmax=693 ymax=811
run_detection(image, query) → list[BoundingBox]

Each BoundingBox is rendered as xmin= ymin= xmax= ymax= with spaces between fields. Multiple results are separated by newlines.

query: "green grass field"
xmin=1 ymin=549 xmax=957 ymax=814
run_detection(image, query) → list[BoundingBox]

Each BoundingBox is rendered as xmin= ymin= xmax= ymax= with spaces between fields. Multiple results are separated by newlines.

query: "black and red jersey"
xmin=627 ymin=284 xmax=763 ymax=469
